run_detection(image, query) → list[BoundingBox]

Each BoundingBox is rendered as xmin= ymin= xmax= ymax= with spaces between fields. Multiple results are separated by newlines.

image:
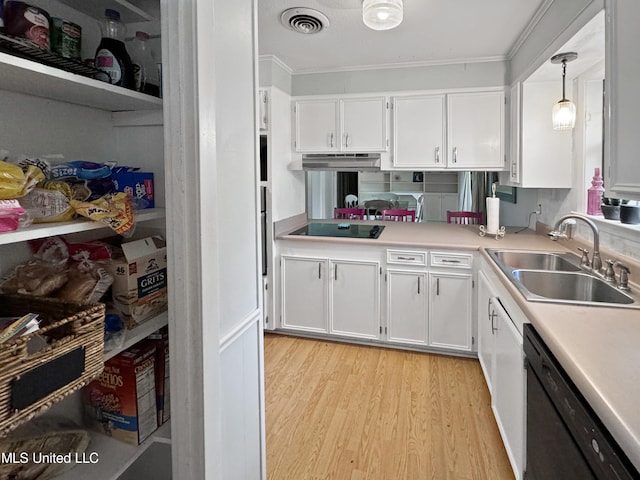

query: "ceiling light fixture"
xmin=363 ymin=0 xmax=403 ymax=31
xmin=550 ymin=52 xmax=578 ymax=130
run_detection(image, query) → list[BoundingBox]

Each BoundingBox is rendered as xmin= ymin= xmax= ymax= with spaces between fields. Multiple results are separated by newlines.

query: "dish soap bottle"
xmin=95 ymin=9 xmax=134 ymax=89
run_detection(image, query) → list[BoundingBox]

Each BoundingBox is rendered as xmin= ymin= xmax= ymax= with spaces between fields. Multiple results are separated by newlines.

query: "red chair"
xmin=381 ymin=209 xmax=416 ymax=222
xmin=334 ymin=208 xmax=365 ymax=220
xmin=447 ymin=211 xmax=483 ymax=225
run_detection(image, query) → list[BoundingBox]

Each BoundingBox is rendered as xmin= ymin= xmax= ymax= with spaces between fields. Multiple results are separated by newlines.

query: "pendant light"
xmin=550 ymin=52 xmax=578 ymax=130
xmin=363 ymin=0 xmax=403 ymax=31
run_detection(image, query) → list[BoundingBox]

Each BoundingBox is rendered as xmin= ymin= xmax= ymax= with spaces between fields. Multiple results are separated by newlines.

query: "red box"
xmin=83 ymin=343 xmax=157 ymax=445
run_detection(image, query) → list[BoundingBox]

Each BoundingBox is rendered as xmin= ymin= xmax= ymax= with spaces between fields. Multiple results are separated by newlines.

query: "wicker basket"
xmin=0 ymin=294 xmax=105 ymax=437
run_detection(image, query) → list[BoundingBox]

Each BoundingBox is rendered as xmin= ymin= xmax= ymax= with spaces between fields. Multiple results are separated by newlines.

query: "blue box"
xmin=112 ymin=167 xmax=154 ymax=209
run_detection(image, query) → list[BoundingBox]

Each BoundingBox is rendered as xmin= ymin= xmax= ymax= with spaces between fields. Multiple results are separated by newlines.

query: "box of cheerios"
xmin=83 ymin=343 xmax=157 ymax=445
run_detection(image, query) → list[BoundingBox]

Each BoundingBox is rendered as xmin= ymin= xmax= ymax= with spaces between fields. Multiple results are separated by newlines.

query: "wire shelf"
xmin=0 ymin=33 xmax=110 ymax=82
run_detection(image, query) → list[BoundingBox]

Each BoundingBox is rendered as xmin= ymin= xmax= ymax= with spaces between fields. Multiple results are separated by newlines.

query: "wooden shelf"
xmin=0 ymin=208 xmax=165 ymax=246
xmin=57 ymin=0 xmax=159 ymax=23
xmin=59 ymin=421 xmax=171 ymax=480
xmin=104 ymin=311 xmax=168 ymax=361
xmin=0 ymin=52 xmax=162 ymax=112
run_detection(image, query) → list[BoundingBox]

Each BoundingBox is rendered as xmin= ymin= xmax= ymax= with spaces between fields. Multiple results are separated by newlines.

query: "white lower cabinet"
xmin=281 ymin=256 xmax=328 ymax=333
xmin=428 ymin=272 xmax=473 ymax=351
xmin=386 ymin=270 xmax=428 ymax=346
xmin=281 ymin=254 xmax=380 ymax=340
xmin=477 ymin=263 xmax=526 ymax=480
xmin=330 ymin=260 xmax=380 ymax=339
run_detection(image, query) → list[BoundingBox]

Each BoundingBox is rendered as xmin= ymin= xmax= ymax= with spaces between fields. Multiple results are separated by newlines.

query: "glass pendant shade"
xmin=363 ymin=0 xmax=403 ymax=30
xmin=552 ymin=99 xmax=576 ymax=130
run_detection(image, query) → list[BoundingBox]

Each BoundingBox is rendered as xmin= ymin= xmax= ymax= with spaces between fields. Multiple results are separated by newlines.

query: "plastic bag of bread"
xmin=70 ymin=192 xmax=135 ymax=236
xmin=56 ymin=250 xmax=113 ymax=304
xmin=0 ymin=237 xmax=69 ymax=297
xmin=19 ymin=180 xmax=75 ymax=223
xmin=0 ymin=160 xmax=26 ymax=199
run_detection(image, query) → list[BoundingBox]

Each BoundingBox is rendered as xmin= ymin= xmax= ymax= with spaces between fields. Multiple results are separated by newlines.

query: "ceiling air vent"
xmin=281 ymin=7 xmax=329 ymax=34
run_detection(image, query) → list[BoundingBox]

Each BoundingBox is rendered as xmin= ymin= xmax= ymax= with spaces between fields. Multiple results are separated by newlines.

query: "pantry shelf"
xmin=0 ymin=208 xmax=165 ymax=246
xmin=0 ymin=52 xmax=162 ymax=112
xmin=58 ymin=421 xmax=171 ymax=480
xmin=104 ymin=312 xmax=168 ymax=361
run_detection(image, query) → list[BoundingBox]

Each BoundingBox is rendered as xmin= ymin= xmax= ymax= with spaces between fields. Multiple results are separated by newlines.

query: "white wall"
xmin=259 ymin=55 xmax=293 ymax=94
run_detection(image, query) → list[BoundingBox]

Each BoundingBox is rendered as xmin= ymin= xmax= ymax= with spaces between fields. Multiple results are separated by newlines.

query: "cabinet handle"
xmin=436 ymin=278 xmax=440 ymax=296
xmin=397 ymin=256 xmax=416 ymax=261
xmin=344 ymin=133 xmax=350 ymax=148
xmin=335 ymin=264 xmax=338 ymax=280
xmin=488 ymin=299 xmax=497 ymax=334
xmin=318 ymin=263 xmax=322 ymax=279
xmin=435 ymin=146 xmax=440 ymax=163
xmin=441 ymin=259 xmax=461 ymax=264
xmin=418 ymin=276 xmax=421 ymax=294
xmin=452 ymin=147 xmax=458 ymax=163
xmin=329 ymin=133 xmax=334 ymax=148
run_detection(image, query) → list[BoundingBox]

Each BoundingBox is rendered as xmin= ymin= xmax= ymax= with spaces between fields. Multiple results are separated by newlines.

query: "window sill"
xmin=579 ymin=213 xmax=640 ymax=242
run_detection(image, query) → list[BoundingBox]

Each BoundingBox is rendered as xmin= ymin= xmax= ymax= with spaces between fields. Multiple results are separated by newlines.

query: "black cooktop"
xmin=289 ymin=223 xmax=385 ymax=239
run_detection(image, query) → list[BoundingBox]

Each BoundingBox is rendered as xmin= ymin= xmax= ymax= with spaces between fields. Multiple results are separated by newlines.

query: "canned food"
xmin=50 ymin=17 xmax=81 ymax=59
xmin=4 ymin=1 xmax=51 ymax=50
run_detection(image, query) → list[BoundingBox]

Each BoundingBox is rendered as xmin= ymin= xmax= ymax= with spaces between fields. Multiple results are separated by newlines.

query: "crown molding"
xmin=258 ymin=54 xmax=294 ymax=75
xmin=290 ymin=56 xmax=507 ymax=75
xmin=507 ymin=0 xmax=555 ymax=60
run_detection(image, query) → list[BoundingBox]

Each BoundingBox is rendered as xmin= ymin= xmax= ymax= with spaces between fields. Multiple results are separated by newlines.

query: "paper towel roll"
xmin=486 ymin=197 xmax=500 ymax=234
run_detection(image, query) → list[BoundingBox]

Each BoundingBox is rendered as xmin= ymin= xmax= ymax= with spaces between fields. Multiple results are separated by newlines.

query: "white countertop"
xmin=279 ymin=220 xmax=640 ymax=470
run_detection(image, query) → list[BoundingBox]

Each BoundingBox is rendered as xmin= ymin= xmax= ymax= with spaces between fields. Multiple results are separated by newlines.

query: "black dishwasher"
xmin=523 ymin=324 xmax=639 ymax=480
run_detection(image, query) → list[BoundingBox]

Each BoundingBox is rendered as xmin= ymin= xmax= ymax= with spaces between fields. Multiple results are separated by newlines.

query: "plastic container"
xmin=128 ymin=31 xmax=150 ymax=92
xmin=94 ymin=9 xmax=134 ymax=89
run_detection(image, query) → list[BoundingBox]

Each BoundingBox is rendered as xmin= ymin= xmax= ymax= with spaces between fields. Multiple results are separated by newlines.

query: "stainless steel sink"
xmin=486 ymin=248 xmax=639 ymax=309
xmin=490 ymin=250 xmax=581 ymax=272
xmin=512 ymin=270 xmax=635 ymax=306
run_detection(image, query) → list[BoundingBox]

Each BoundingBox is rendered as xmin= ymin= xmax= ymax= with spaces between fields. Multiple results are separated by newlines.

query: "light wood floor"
xmin=265 ymin=334 xmax=514 ymax=480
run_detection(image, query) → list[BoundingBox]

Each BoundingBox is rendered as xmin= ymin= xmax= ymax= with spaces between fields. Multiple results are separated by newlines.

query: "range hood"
xmin=302 ymin=153 xmax=381 ymax=171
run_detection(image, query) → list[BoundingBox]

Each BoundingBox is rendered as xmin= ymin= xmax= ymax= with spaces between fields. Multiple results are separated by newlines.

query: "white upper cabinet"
xmin=605 ymin=0 xmax=640 ymax=201
xmin=295 ymin=99 xmax=340 ymax=152
xmin=392 ymin=94 xmax=446 ymax=168
xmin=391 ymin=89 xmax=504 ymax=171
xmin=501 ymin=81 xmax=572 ymax=188
xmin=447 ymin=91 xmax=505 ymax=170
xmin=341 ymin=97 xmax=388 ymax=151
xmin=295 ymin=96 xmax=388 ymax=153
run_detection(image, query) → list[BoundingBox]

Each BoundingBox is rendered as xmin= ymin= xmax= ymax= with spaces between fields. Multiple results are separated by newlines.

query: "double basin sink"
xmin=487 ymin=249 xmax=639 ymax=309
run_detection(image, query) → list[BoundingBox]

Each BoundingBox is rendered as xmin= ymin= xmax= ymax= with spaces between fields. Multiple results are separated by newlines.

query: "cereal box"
xmin=83 ymin=343 xmax=157 ymax=445
xmin=145 ymin=327 xmax=170 ymax=426
xmin=107 ymin=236 xmax=168 ymax=329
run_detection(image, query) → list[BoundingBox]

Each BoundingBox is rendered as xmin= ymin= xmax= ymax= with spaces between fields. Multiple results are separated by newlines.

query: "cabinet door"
xmin=428 ymin=272 xmax=472 ymax=351
xmin=341 ymin=97 xmax=388 ymax=152
xmin=295 ymin=99 xmax=339 ymax=152
xmin=477 ymin=271 xmax=496 ymax=394
xmin=281 ymin=256 xmax=328 ymax=332
xmin=387 ymin=270 xmax=428 ymax=346
xmin=605 ymin=0 xmax=640 ymax=201
xmin=330 ymin=260 xmax=380 ymax=339
xmin=508 ymin=82 xmax=521 ymax=184
xmin=393 ymin=94 xmax=446 ymax=168
xmin=493 ymin=299 xmax=525 ymax=480
xmin=447 ymin=91 xmax=504 ymax=169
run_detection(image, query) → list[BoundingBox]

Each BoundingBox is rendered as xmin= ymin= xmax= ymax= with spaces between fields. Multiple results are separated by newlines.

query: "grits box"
xmin=83 ymin=343 xmax=158 ymax=445
xmin=108 ymin=236 xmax=168 ymax=329
xmin=146 ymin=328 xmax=170 ymax=426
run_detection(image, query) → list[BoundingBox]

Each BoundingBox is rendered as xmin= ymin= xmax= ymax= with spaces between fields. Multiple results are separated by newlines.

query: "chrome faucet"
xmin=548 ymin=214 xmax=602 ymax=272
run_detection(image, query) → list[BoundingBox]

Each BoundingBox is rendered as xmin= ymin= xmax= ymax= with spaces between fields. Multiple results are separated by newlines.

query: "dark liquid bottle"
xmin=95 ymin=9 xmax=134 ymax=89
